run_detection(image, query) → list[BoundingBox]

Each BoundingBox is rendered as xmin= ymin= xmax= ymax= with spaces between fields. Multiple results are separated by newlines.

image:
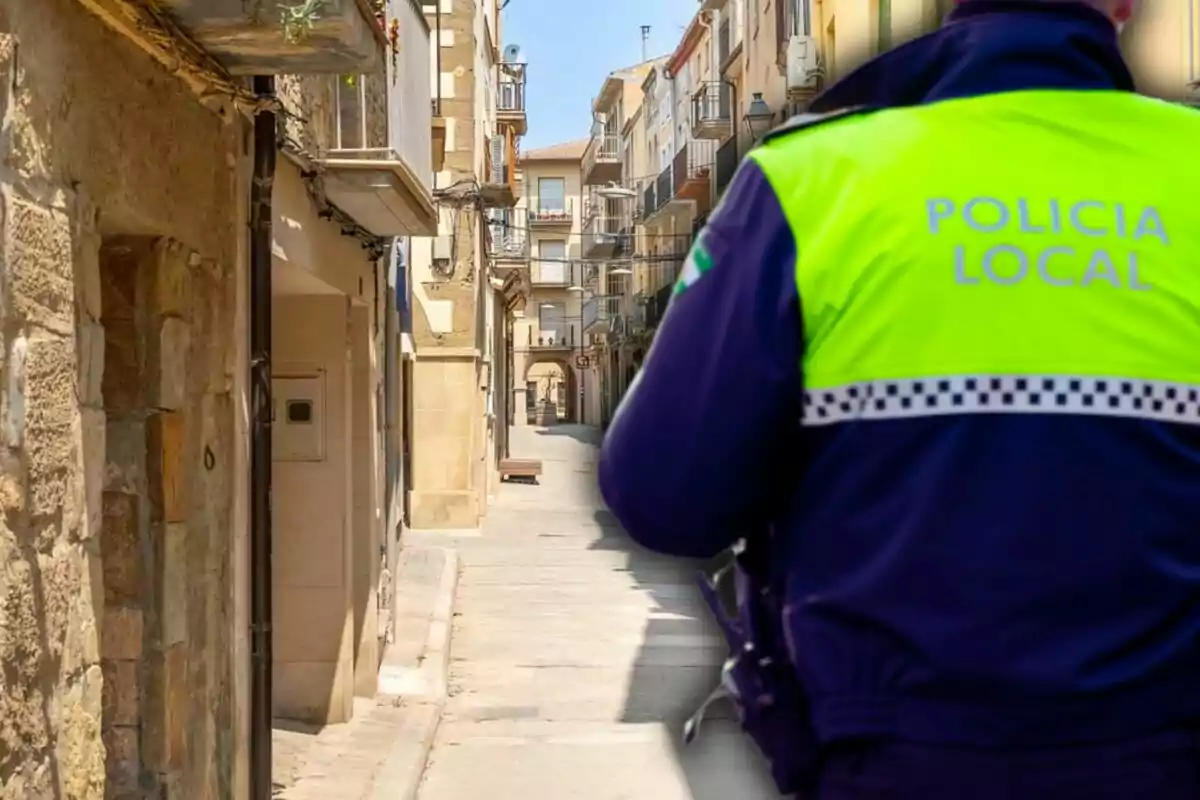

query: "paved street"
xmin=412 ymin=424 xmax=780 ymax=800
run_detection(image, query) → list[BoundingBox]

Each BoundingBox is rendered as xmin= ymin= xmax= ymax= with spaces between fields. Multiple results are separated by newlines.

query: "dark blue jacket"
xmin=599 ymin=1 xmax=1200 ymax=746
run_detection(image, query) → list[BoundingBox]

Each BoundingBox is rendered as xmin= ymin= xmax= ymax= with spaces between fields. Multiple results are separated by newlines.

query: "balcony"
xmin=152 ymin=0 xmax=386 ymax=75
xmin=530 ymin=259 xmax=573 ymax=287
xmin=692 ymin=82 xmax=733 ymax=141
xmin=527 ymin=198 xmax=573 ymax=227
xmin=714 ymin=136 xmax=740 ymax=199
xmin=582 ymin=133 xmax=621 ymax=186
xmin=581 ymin=263 xmax=601 ymax=290
xmin=318 ymin=6 xmax=437 ymax=238
xmin=482 ymin=132 xmax=518 ymax=208
xmin=642 ymin=165 xmax=676 ymax=222
xmin=641 ymin=181 xmax=657 ymax=222
xmin=489 ymin=211 xmax=530 ymax=264
xmin=718 ymin=16 xmax=732 ymax=66
xmin=582 ymin=201 xmax=628 ymax=259
xmin=643 ymin=283 xmax=674 ymax=330
xmin=582 ymin=296 xmax=621 ymax=333
xmin=496 ymin=61 xmax=528 ymax=136
xmin=671 ymin=139 xmax=717 ymax=211
xmin=528 ymin=326 xmax=576 ymax=351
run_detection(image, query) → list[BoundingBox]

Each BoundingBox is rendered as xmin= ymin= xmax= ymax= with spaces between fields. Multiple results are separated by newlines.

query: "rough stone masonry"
xmin=0 ymin=0 xmax=245 ymax=797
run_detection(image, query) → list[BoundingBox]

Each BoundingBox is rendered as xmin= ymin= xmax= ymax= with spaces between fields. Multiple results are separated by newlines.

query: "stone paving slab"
xmin=413 ymin=425 xmax=783 ymax=800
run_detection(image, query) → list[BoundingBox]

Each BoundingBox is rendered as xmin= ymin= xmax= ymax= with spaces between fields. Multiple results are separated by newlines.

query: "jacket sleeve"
xmin=597 ymin=159 xmax=804 ymax=559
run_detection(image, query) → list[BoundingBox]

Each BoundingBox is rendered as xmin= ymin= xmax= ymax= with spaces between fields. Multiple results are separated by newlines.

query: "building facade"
xmin=0 ymin=0 xmax=437 ymax=793
xmin=409 ymin=0 xmax=524 ymax=529
xmin=510 ymin=141 xmax=589 ymax=427
xmin=269 ymin=0 xmax=437 ymax=726
xmin=579 ymin=60 xmax=659 ymax=427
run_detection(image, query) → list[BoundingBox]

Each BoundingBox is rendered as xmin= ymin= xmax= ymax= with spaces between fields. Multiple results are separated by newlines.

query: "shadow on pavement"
xmin=533 ymin=424 xmax=603 ymax=445
xmin=588 ymin=508 xmax=781 ymax=799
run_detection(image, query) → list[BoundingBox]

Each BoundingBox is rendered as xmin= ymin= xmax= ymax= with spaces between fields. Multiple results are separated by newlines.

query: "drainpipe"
xmin=249 ymin=74 xmax=277 ymax=800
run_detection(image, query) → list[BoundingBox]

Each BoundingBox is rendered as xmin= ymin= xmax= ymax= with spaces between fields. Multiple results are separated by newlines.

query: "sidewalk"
xmin=273 ymin=424 xmax=779 ymax=798
xmin=272 ymin=545 xmax=458 ymax=800
xmin=412 ymin=425 xmax=780 ymax=799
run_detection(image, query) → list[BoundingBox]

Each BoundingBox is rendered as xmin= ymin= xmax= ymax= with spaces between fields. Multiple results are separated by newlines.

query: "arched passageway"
xmin=524 ymin=358 xmax=579 ymax=424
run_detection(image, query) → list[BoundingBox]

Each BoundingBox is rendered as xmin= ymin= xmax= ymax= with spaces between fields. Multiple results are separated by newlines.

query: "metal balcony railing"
xmin=672 ymin=139 xmax=718 ymax=193
xmin=654 ymin=166 xmax=673 ymax=210
xmin=497 ymin=61 xmax=527 ymax=113
xmin=330 ymin=0 xmax=433 ymax=191
xmin=333 ymin=75 xmax=387 ymax=152
xmin=583 ymin=296 xmax=622 ymax=331
xmin=531 ymin=259 xmax=571 ymax=286
xmin=641 ymin=181 xmax=657 ymax=220
xmin=528 ymin=325 xmax=575 ymax=348
xmin=715 ymin=136 xmax=740 ymax=198
xmin=583 ymin=133 xmax=620 ymax=177
xmin=583 ymin=205 xmax=622 ymax=253
xmin=582 ymin=263 xmax=601 ymax=288
xmin=718 ymin=17 xmax=732 ymax=66
xmin=527 ymin=197 xmax=573 ymax=224
xmin=692 ymin=82 xmax=733 ymax=128
xmin=490 ymin=222 xmax=529 ymax=259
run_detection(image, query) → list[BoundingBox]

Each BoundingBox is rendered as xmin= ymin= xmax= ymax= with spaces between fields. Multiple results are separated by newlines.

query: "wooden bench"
xmin=500 ymin=458 xmax=543 ymax=485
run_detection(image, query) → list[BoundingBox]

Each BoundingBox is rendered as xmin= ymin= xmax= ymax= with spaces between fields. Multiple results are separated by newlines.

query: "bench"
xmin=500 ymin=458 xmax=543 ymax=485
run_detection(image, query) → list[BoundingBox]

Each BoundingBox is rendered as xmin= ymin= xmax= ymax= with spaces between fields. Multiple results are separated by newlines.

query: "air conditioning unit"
xmin=786 ymin=35 xmax=821 ymax=91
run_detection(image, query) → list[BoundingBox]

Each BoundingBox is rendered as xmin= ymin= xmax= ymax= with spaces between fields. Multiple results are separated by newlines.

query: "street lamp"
xmin=596 ymin=181 xmax=637 ymax=199
xmin=744 ymin=92 xmax=775 ymax=141
xmin=608 ymin=266 xmax=632 ymax=276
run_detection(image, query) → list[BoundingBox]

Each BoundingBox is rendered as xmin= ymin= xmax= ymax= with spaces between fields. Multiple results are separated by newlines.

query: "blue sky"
xmin=501 ymin=0 xmax=696 ymax=149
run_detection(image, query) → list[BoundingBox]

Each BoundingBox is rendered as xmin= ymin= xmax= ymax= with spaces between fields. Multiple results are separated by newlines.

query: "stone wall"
xmin=406 ymin=0 xmax=497 ymax=529
xmin=0 ymin=0 xmax=243 ymax=796
xmin=99 ymin=238 xmax=236 ymax=798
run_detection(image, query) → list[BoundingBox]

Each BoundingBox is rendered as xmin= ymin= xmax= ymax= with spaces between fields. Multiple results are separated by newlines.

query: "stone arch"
xmin=523 ymin=357 xmax=579 ymax=424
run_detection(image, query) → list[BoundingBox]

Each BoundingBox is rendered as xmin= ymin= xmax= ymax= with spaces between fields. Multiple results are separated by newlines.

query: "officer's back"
xmin=599 ymin=0 xmax=1200 ymax=796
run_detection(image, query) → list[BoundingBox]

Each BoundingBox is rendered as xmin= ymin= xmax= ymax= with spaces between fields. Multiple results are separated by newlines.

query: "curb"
xmin=367 ymin=546 xmax=460 ymax=800
xmin=423 ymin=547 xmax=459 ymax=703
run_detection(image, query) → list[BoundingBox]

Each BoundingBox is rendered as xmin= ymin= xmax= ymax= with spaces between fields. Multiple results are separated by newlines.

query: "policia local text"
xmin=927 ymin=197 xmax=1166 ymax=290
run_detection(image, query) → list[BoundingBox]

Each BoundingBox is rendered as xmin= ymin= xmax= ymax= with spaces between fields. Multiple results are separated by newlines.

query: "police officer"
xmin=599 ymin=0 xmax=1200 ymax=796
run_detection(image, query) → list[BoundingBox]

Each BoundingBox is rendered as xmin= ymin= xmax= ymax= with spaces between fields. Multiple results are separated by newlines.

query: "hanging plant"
xmin=281 ymin=0 xmax=326 ymax=44
xmin=389 ymin=18 xmax=400 ymax=77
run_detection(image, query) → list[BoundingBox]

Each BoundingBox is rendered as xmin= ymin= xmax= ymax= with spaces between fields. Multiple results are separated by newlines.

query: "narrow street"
xmin=411 ymin=425 xmax=780 ymax=799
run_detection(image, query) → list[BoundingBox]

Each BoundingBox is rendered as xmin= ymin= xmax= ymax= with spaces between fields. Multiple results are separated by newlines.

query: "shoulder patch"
xmin=762 ymin=105 xmax=878 ymax=144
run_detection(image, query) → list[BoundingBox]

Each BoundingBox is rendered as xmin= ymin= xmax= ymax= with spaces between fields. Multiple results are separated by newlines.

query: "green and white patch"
xmin=673 ymin=235 xmax=715 ymax=296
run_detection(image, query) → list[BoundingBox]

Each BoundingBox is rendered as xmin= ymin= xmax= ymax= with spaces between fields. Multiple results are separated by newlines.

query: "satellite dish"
xmin=503 ymin=44 xmax=521 ymax=62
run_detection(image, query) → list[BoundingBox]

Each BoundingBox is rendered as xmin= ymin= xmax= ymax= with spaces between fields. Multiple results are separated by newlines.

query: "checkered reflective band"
xmin=801 ymin=375 xmax=1200 ymax=427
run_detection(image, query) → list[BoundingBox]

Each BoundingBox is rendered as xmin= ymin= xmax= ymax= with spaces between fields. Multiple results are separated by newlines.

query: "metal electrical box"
xmin=273 ymin=375 xmax=326 ymax=462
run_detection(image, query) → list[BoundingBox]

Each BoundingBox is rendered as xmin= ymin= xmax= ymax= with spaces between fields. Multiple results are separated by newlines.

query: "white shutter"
xmin=490 ymin=135 xmax=504 ymax=183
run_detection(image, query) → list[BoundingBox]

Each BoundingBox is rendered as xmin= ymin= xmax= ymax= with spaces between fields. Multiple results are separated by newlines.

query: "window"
xmin=537 ymin=239 xmax=567 ymax=283
xmin=783 ymin=0 xmax=810 ymax=38
xmin=538 ymin=239 xmax=566 ymax=260
xmin=537 ymin=177 xmax=566 ymax=212
xmin=538 ymin=301 xmax=567 ymax=344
